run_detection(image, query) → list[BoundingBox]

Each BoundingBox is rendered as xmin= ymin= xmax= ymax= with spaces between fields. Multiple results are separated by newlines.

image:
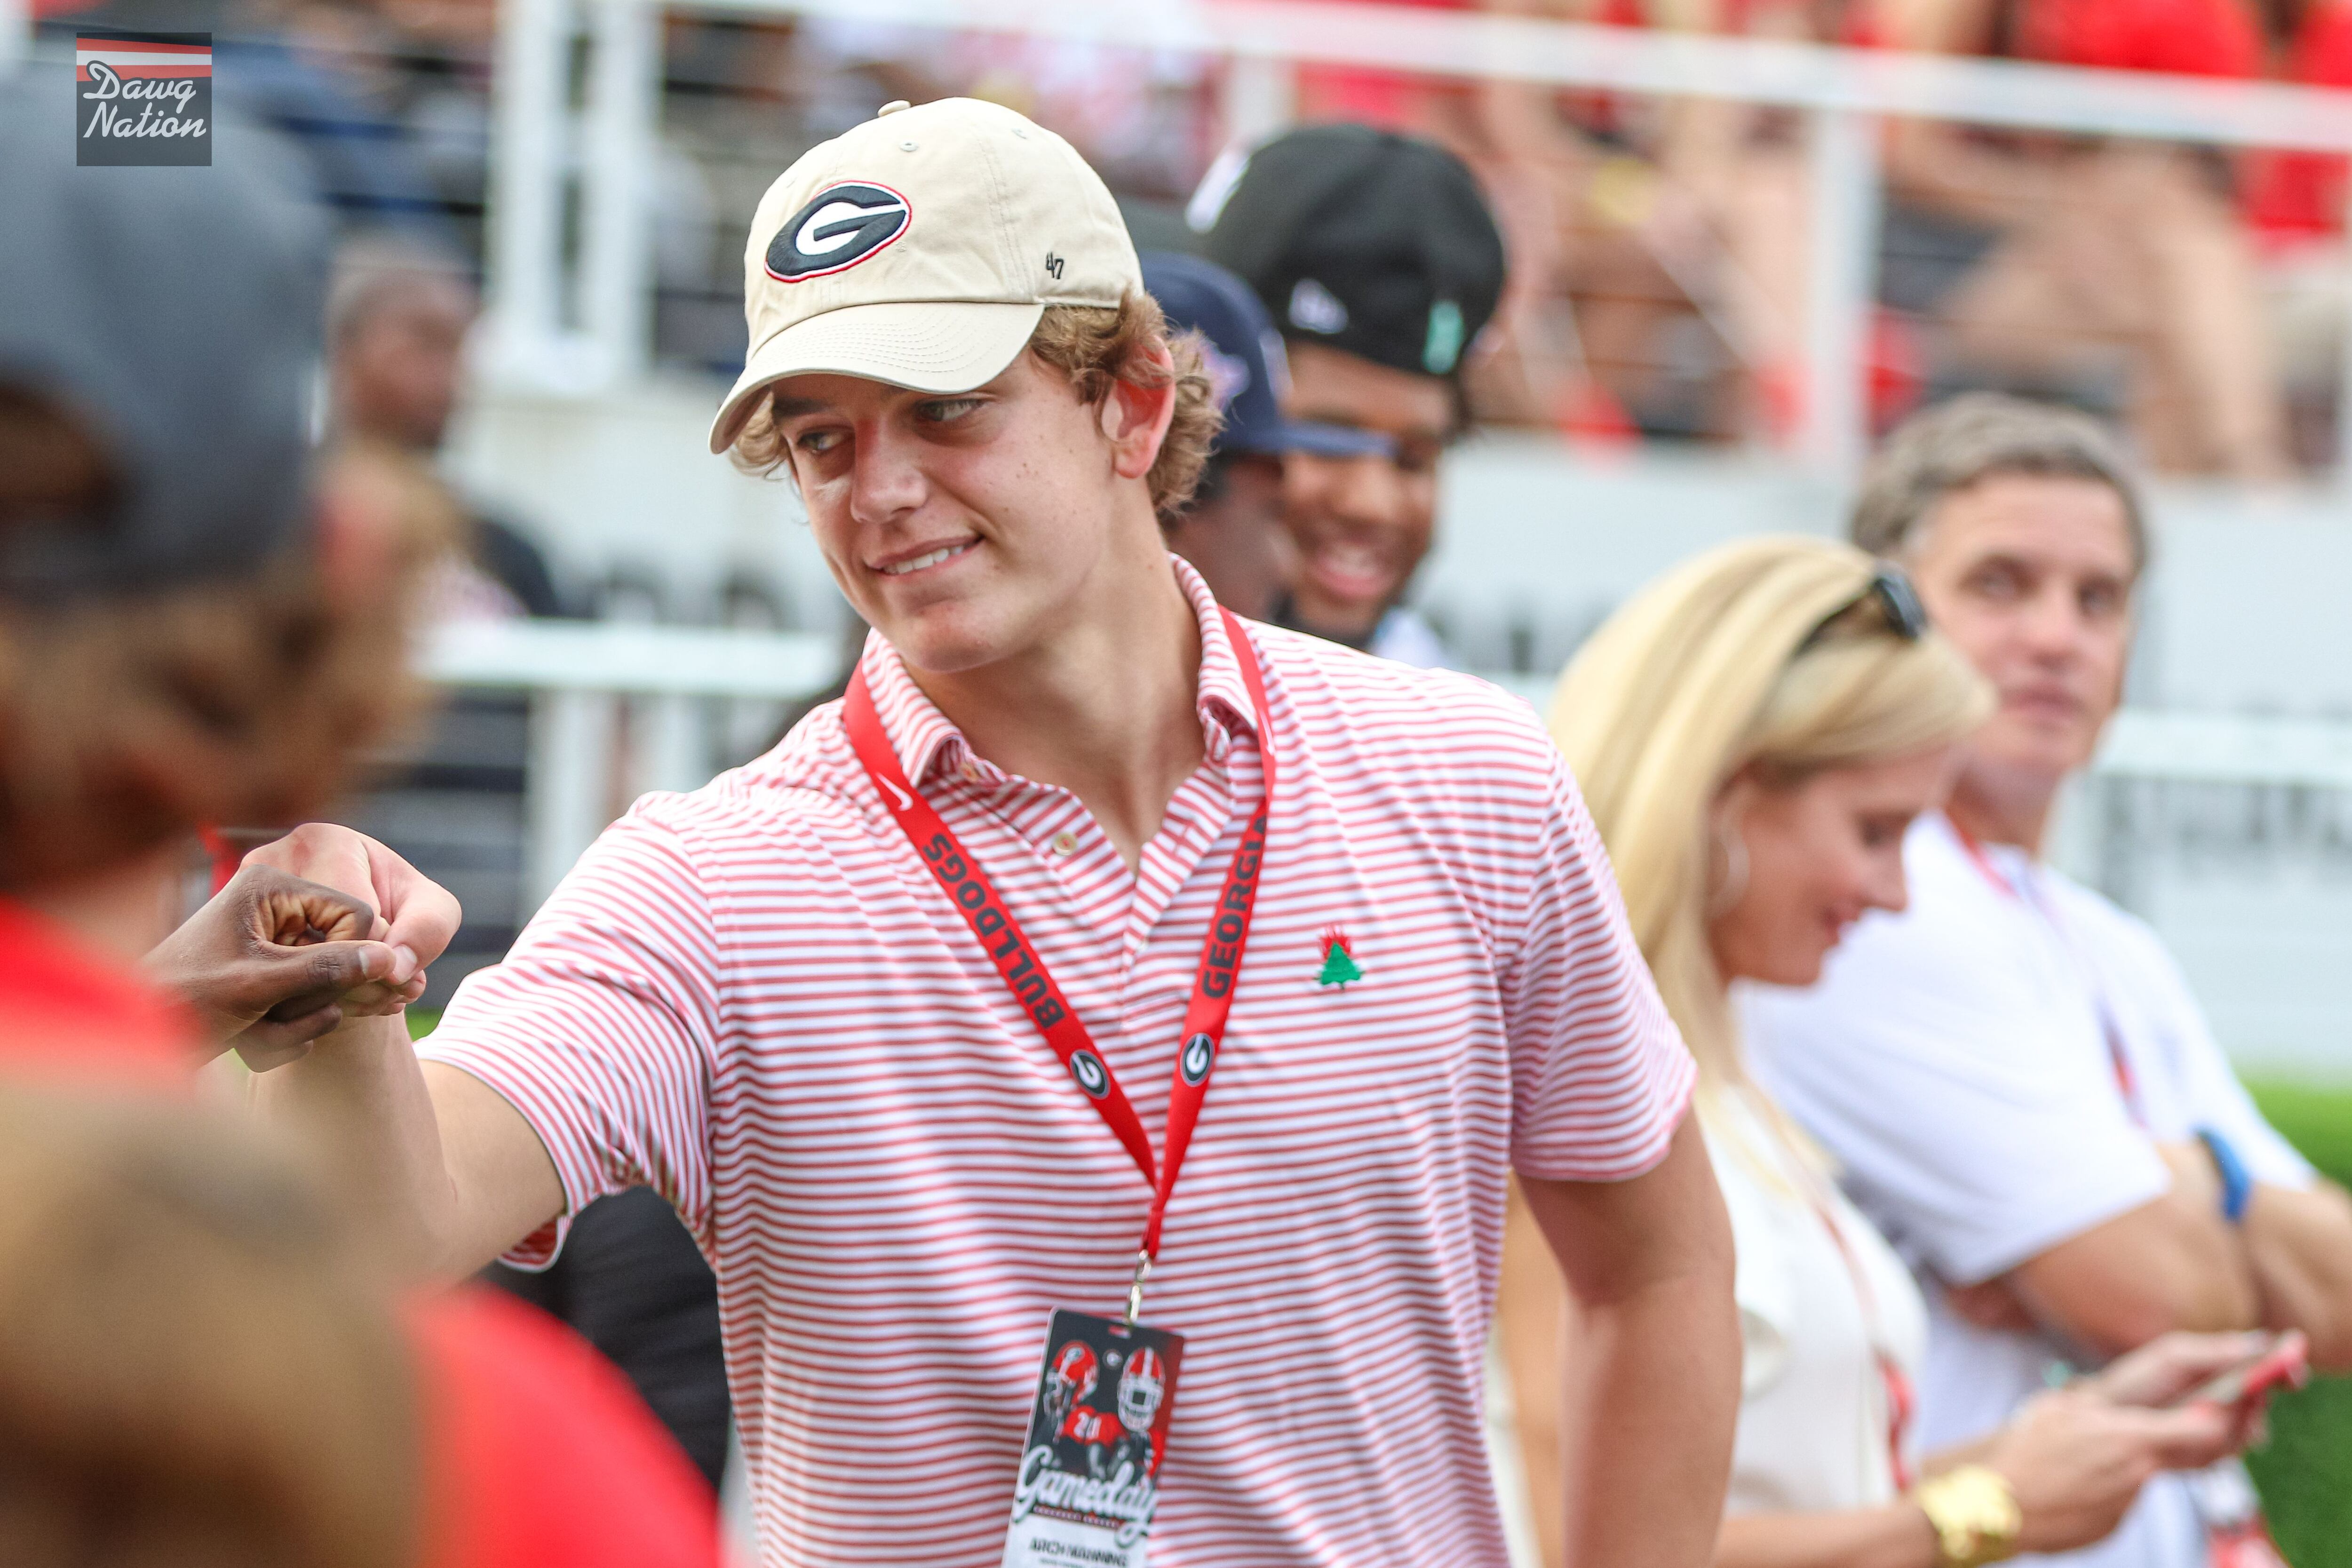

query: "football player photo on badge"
xmin=1001 ymin=1308 xmax=1184 ymax=1568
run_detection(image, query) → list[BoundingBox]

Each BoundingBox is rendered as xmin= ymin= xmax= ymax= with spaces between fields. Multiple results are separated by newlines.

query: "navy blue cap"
xmin=1141 ymin=252 xmax=1391 ymax=463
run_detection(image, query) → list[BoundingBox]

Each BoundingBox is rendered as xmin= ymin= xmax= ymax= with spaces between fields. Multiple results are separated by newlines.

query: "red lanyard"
xmin=1808 ymin=1192 xmax=1916 ymax=1491
xmin=1947 ymin=817 xmax=2143 ymax=1124
xmin=840 ymin=609 xmax=1276 ymax=1317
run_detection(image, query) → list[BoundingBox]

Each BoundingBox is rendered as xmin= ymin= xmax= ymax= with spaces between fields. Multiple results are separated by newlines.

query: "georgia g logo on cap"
xmin=765 ymin=181 xmax=911 ymax=282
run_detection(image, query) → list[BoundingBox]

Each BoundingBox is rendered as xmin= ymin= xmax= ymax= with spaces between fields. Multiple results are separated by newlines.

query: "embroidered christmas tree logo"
xmin=1315 ymin=927 xmax=1362 ymax=989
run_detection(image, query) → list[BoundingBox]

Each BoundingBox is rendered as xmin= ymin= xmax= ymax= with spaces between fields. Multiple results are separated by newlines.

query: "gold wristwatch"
xmin=1912 ymin=1465 xmax=2022 ymax=1568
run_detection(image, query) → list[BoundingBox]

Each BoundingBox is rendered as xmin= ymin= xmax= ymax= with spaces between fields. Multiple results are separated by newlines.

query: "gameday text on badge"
xmin=77 ymin=30 xmax=212 ymax=167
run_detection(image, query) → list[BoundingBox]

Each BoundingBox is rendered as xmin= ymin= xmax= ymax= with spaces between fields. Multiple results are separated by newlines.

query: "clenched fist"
xmin=144 ymin=825 xmax=463 ymax=1071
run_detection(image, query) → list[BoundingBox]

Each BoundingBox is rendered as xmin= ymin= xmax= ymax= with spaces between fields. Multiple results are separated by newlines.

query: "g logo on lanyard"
xmin=1069 ymin=1050 xmax=1110 ymax=1099
xmin=1179 ymin=1034 xmax=1215 ymax=1086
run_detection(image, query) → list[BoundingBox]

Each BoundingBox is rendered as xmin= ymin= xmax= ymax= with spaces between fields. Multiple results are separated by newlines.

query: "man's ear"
xmin=1100 ymin=341 xmax=1178 ymax=484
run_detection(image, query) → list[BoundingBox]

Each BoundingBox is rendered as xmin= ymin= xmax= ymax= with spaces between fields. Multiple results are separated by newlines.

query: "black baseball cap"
xmin=1196 ymin=124 xmax=1506 ymax=381
xmin=1140 ymin=252 xmax=1390 ymax=462
xmin=0 ymin=74 xmax=327 ymax=594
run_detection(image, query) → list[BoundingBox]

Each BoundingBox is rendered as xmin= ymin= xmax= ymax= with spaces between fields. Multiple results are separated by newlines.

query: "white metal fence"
xmin=422 ymin=618 xmax=2352 ymax=923
xmin=421 ymin=618 xmax=837 ymax=903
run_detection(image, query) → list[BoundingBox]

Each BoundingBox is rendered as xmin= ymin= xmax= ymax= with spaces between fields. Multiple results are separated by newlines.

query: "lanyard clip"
xmin=1124 ymin=1249 xmax=1152 ymax=1327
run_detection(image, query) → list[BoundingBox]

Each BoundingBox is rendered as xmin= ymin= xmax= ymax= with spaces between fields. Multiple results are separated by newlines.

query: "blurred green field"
xmin=2245 ymin=1079 xmax=2352 ymax=1568
xmin=404 ymin=1003 xmax=2349 ymax=1560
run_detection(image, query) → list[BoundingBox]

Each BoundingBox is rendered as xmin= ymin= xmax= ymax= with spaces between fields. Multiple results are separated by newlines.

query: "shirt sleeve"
xmin=1743 ymin=858 xmax=2171 ymax=1285
xmin=419 ymin=806 xmax=723 ymax=1269
xmin=1495 ymin=747 xmax=1696 ymax=1183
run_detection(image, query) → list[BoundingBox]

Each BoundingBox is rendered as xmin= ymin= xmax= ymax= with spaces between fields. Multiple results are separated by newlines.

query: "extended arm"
xmin=1995 ymin=1148 xmax=2260 ymax=1358
xmin=235 ymin=820 xmax=723 ymax=1284
xmin=1523 ymin=1116 xmax=1739 ymax=1568
xmin=1714 ymin=1508 xmax=1939 ymax=1568
xmin=228 ymin=826 xmax=565 ymax=1279
xmin=2242 ymin=1179 xmax=2352 ymax=1371
xmin=254 ymin=1014 xmax=564 ymax=1280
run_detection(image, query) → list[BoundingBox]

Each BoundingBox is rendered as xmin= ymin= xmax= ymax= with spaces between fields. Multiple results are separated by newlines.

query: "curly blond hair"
xmin=733 ymin=290 xmax=1221 ymax=519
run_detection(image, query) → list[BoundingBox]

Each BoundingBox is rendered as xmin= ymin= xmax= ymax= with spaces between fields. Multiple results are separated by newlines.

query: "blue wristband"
xmin=2197 ymin=1127 xmax=2253 ymax=1225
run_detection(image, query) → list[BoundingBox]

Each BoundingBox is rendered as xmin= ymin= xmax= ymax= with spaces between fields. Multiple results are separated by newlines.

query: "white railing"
xmin=421 ymin=619 xmax=838 ymax=904
xmin=423 ymin=620 xmax=2352 ymax=914
xmin=482 ymin=0 xmax=2352 ymax=486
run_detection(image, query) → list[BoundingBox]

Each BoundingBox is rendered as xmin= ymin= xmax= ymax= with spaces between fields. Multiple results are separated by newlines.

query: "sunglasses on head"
xmin=1797 ymin=564 xmax=1928 ymax=653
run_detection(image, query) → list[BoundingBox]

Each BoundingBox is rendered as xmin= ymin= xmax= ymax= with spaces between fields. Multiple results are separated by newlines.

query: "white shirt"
xmin=422 ymin=561 xmax=1695 ymax=1568
xmin=1708 ymin=1086 xmax=1928 ymax=1518
xmin=1743 ymin=812 xmax=2313 ymax=1568
xmin=1368 ymin=604 xmax=1456 ymax=669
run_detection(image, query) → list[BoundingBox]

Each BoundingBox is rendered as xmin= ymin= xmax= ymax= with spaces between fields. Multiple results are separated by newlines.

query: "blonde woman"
xmin=1497 ymin=538 xmax=2264 ymax=1568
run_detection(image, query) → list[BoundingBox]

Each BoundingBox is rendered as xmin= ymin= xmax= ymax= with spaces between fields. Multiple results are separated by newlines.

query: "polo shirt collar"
xmin=853 ymin=555 xmax=1262 ymax=789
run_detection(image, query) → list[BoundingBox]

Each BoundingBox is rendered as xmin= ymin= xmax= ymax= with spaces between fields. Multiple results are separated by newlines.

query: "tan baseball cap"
xmin=708 ymin=97 xmax=1140 ymax=455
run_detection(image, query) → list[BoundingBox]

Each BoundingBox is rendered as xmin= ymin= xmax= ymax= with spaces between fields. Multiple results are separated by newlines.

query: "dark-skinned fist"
xmin=143 ymin=860 xmax=420 ymax=1072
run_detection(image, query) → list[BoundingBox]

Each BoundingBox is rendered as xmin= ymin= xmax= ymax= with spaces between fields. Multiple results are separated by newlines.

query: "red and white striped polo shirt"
xmin=421 ymin=559 xmax=1693 ymax=1568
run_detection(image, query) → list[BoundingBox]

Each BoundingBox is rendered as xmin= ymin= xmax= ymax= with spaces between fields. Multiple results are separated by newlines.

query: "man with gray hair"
xmin=1746 ymin=393 xmax=2352 ymax=1568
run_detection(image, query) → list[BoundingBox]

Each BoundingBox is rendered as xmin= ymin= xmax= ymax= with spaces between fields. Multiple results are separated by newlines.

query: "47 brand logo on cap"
xmin=766 ymin=182 xmax=910 ymax=282
xmin=78 ymin=30 xmax=211 ymax=167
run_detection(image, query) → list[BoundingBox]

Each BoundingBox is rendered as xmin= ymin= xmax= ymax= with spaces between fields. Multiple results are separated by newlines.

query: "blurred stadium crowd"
xmin=35 ymin=0 xmax=2352 ymax=473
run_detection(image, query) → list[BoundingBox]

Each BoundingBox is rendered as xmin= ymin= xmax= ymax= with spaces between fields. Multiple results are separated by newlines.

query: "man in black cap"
xmin=1140 ymin=250 xmax=1394 ymax=621
xmin=1197 ymin=123 xmax=1506 ymax=667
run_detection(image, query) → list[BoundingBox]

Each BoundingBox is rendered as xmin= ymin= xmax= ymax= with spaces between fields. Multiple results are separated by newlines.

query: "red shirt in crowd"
xmin=0 ymin=899 xmax=195 ymax=1088
xmin=407 ymin=1287 xmax=725 ymax=1568
xmin=2247 ymin=1 xmax=2352 ymax=246
xmin=2012 ymin=0 xmax=2263 ymax=78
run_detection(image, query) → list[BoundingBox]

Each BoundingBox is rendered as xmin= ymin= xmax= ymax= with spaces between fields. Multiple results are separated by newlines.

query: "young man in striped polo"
xmin=256 ymin=98 xmax=1737 ymax=1568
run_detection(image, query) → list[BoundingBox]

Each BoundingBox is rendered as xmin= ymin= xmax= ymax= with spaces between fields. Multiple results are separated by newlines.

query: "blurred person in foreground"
xmin=0 ymin=1082 xmax=417 ymax=1568
xmin=1744 ymin=395 xmax=2352 ymax=1567
xmin=1197 ymin=122 xmax=1508 ymax=667
xmin=0 ymin=75 xmax=724 ymax=1568
xmin=243 ymin=97 xmax=1738 ymax=1568
xmin=0 ymin=1079 xmax=721 ymax=1568
xmin=0 ymin=75 xmax=439 ymax=1078
xmin=327 ymin=235 xmax=568 ymax=620
xmin=1500 ymin=534 xmax=2276 ymax=1568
